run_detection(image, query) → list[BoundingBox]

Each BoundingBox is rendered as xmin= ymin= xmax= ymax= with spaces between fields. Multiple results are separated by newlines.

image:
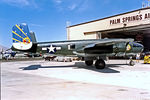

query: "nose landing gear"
xmin=129 ymin=57 xmax=135 ymax=66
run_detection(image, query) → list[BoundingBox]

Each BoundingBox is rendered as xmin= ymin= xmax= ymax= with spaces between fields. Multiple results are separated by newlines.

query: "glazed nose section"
xmin=132 ymin=42 xmax=144 ymax=53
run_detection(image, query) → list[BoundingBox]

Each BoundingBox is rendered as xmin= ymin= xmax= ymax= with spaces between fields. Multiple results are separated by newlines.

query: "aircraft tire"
xmin=95 ymin=59 xmax=105 ymax=69
xmin=85 ymin=60 xmax=93 ymax=66
xmin=129 ymin=60 xmax=135 ymax=66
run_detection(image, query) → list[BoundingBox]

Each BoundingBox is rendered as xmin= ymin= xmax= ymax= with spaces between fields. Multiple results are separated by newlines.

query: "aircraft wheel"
xmin=129 ymin=60 xmax=135 ymax=66
xmin=85 ymin=60 xmax=93 ymax=66
xmin=95 ymin=59 xmax=105 ymax=69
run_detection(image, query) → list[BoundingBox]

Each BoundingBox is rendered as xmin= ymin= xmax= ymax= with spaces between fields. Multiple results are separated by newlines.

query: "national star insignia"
xmin=48 ymin=45 xmax=56 ymax=53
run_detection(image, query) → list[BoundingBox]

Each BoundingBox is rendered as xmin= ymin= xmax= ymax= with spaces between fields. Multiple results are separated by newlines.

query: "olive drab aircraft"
xmin=12 ymin=23 xmax=144 ymax=69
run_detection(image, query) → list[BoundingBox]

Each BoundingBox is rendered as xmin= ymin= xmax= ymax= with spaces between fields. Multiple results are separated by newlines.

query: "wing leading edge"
xmin=84 ymin=38 xmax=134 ymax=49
xmin=74 ymin=39 xmax=134 ymax=57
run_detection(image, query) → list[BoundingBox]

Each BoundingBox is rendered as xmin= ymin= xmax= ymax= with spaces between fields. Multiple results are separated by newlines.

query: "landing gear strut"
xmin=95 ymin=59 xmax=105 ymax=69
xmin=85 ymin=58 xmax=106 ymax=69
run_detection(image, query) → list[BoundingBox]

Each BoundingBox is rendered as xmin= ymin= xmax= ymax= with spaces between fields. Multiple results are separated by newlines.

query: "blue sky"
xmin=0 ymin=0 xmax=143 ymax=47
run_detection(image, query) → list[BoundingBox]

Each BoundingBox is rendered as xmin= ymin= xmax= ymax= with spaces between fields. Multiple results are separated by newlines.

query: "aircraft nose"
xmin=132 ymin=42 xmax=144 ymax=52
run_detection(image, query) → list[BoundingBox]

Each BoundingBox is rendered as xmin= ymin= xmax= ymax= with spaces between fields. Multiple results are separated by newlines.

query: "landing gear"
xmin=129 ymin=60 xmax=135 ymax=66
xmin=129 ymin=57 xmax=135 ymax=66
xmin=95 ymin=59 xmax=105 ymax=69
xmin=84 ymin=57 xmax=106 ymax=69
xmin=85 ymin=60 xmax=93 ymax=66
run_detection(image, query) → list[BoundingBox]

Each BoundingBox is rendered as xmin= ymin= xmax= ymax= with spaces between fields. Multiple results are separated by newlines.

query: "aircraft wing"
xmin=73 ymin=38 xmax=134 ymax=57
xmin=84 ymin=38 xmax=134 ymax=49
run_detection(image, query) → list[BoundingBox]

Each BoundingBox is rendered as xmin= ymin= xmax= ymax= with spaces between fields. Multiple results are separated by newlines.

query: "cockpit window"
xmin=133 ymin=43 xmax=143 ymax=47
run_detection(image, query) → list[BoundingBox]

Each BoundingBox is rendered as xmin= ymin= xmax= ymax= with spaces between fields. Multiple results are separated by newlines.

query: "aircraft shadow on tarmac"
xmin=19 ymin=64 xmax=74 ymax=70
xmin=74 ymin=62 xmax=120 ymax=73
xmin=19 ymin=62 xmax=121 ymax=73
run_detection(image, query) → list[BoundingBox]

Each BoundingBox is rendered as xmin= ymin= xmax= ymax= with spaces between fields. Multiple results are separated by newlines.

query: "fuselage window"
xmin=68 ymin=44 xmax=75 ymax=50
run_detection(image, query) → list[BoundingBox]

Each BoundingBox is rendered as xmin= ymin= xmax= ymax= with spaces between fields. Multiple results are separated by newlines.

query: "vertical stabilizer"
xmin=30 ymin=31 xmax=37 ymax=43
xmin=12 ymin=23 xmax=33 ymax=50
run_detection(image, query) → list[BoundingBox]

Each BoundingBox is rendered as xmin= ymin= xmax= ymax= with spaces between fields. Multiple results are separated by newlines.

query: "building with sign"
xmin=67 ymin=7 xmax=150 ymax=51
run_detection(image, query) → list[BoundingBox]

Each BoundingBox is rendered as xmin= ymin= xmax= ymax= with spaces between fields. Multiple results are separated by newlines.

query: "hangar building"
xmin=67 ymin=7 xmax=150 ymax=51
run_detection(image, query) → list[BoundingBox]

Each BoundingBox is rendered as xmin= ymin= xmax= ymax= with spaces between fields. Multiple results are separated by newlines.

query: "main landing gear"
xmin=85 ymin=59 xmax=106 ymax=69
xmin=95 ymin=59 xmax=105 ymax=69
xmin=85 ymin=60 xmax=93 ymax=66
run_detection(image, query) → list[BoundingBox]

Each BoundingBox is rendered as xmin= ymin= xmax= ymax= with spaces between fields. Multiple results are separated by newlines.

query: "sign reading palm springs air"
xmin=110 ymin=13 xmax=150 ymax=25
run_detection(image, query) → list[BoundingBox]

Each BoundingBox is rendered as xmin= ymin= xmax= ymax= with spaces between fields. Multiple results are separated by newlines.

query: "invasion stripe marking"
xmin=12 ymin=31 xmax=24 ymax=39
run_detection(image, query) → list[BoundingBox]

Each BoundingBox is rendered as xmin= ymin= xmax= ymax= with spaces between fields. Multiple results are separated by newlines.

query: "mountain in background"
xmin=0 ymin=44 xmax=9 ymax=52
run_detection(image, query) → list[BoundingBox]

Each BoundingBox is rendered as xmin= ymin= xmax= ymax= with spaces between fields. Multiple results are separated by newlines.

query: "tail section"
xmin=12 ymin=23 xmax=33 ymax=50
xmin=30 ymin=31 xmax=37 ymax=43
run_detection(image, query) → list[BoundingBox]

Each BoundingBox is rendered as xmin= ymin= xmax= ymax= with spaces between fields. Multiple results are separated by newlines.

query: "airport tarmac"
xmin=1 ymin=60 xmax=150 ymax=100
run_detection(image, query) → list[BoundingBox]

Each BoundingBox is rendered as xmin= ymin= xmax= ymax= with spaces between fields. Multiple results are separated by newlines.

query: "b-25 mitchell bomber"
xmin=12 ymin=23 xmax=144 ymax=69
